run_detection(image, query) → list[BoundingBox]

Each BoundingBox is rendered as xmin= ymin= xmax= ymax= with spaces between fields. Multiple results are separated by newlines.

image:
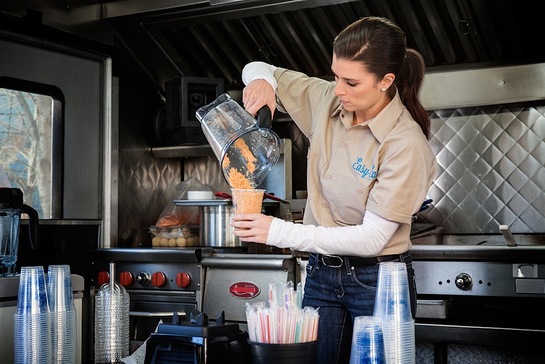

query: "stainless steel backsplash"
xmin=423 ymin=103 xmax=545 ymax=234
xmin=117 ymin=102 xmax=545 ymax=246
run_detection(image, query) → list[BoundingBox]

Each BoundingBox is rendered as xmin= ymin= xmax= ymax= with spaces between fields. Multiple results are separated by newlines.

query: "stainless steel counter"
xmin=0 ymin=273 xmax=85 ymax=301
xmin=410 ymin=244 xmax=545 ymax=262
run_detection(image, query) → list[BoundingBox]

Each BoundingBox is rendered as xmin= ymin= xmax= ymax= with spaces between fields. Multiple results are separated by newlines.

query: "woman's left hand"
xmin=231 ymin=213 xmax=274 ymax=243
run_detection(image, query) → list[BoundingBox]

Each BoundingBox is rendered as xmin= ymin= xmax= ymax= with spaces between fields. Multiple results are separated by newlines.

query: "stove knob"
xmin=176 ymin=272 xmax=191 ymax=288
xmin=136 ymin=272 xmax=150 ymax=286
xmin=119 ymin=271 xmax=134 ymax=287
xmin=455 ymin=273 xmax=472 ymax=290
xmin=97 ymin=271 xmax=110 ymax=287
xmin=151 ymin=272 xmax=167 ymax=287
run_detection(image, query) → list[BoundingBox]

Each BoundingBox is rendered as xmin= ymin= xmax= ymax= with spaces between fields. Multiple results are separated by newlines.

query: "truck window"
xmin=0 ymin=79 xmax=63 ymax=219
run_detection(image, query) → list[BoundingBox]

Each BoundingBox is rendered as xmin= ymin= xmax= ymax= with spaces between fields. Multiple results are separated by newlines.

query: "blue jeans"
xmin=302 ymin=252 xmax=416 ymax=364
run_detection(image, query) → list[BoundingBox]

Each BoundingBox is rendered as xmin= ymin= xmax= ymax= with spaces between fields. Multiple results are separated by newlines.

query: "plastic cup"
xmin=13 ymin=312 xmax=52 ymax=364
xmin=47 ymin=264 xmax=75 ymax=312
xmin=373 ymin=262 xmax=412 ymax=322
xmin=16 ymin=266 xmax=49 ymax=315
xmin=349 ymin=316 xmax=386 ymax=364
xmin=50 ymin=310 xmax=77 ymax=363
xmin=231 ymin=188 xmax=265 ymax=214
xmin=381 ymin=319 xmax=415 ymax=364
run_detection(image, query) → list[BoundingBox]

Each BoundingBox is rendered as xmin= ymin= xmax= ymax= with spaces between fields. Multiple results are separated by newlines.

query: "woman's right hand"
xmin=242 ymin=79 xmax=276 ymax=117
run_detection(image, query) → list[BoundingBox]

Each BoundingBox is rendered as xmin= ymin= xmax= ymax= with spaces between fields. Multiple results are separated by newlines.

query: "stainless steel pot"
xmin=173 ymin=199 xmax=244 ymax=247
xmin=200 ymin=202 xmax=243 ymax=247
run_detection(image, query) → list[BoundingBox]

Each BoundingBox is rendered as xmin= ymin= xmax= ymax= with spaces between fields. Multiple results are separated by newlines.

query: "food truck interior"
xmin=1 ymin=0 xmax=544 ymax=363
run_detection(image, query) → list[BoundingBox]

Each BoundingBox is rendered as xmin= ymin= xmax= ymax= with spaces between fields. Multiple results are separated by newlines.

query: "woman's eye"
xmin=346 ymin=81 xmax=357 ymax=87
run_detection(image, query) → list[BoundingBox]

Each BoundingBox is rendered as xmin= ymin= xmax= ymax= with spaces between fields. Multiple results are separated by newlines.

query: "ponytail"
xmin=395 ymin=49 xmax=430 ymax=139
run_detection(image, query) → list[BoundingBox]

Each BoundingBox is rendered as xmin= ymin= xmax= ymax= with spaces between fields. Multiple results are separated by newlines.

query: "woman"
xmin=232 ymin=16 xmax=437 ymax=363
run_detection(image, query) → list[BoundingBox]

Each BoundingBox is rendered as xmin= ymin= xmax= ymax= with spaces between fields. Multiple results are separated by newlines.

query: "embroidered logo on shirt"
xmin=352 ymin=158 xmax=377 ymax=180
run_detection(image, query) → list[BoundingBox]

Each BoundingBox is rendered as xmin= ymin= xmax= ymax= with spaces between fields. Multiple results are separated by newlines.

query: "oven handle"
xmin=129 ymin=311 xmax=186 ymax=318
xmin=416 ymin=299 xmax=447 ymax=319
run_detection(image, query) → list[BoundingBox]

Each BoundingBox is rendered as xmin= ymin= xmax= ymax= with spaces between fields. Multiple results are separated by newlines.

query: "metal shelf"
xmin=151 ymin=144 xmax=214 ymax=158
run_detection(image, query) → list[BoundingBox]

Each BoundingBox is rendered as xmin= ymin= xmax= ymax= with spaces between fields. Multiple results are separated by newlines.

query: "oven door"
xmin=128 ymin=290 xmax=198 ymax=352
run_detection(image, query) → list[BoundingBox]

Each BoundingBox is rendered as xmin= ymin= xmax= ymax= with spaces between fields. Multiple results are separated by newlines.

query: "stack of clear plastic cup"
xmin=14 ymin=266 xmax=52 ymax=364
xmin=47 ymin=265 xmax=77 ymax=364
xmin=349 ymin=316 xmax=386 ymax=364
xmin=373 ymin=262 xmax=415 ymax=364
xmin=94 ymin=262 xmax=130 ymax=363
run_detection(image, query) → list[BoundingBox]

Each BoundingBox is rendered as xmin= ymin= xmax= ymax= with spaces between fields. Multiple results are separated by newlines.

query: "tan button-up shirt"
xmin=274 ymin=67 xmax=437 ymax=255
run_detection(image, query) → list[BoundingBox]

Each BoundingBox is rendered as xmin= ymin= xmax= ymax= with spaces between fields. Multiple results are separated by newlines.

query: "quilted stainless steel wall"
xmin=422 ymin=103 xmax=545 ymax=234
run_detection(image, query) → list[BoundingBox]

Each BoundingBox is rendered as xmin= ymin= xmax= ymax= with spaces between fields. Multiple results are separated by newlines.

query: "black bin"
xmin=249 ymin=341 xmax=318 ymax=364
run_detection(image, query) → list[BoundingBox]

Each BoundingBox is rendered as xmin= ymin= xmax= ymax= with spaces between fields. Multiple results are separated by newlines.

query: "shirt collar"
xmin=332 ymin=89 xmax=405 ymax=142
xmin=369 ymin=89 xmax=404 ymax=142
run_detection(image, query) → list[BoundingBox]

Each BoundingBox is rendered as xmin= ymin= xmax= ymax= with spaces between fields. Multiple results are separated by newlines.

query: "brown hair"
xmin=333 ymin=17 xmax=430 ymax=139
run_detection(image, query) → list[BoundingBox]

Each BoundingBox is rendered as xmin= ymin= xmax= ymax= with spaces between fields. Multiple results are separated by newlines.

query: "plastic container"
xmin=13 ymin=313 xmax=52 ymax=364
xmin=14 ymin=266 xmax=51 ymax=364
xmin=373 ymin=262 xmax=412 ymax=321
xmin=0 ymin=187 xmax=39 ymax=276
xmin=187 ymin=190 xmax=214 ymax=200
xmin=249 ymin=341 xmax=318 ymax=364
xmin=149 ymin=225 xmax=200 ymax=247
xmin=94 ymin=262 xmax=130 ymax=363
xmin=16 ymin=266 xmax=49 ymax=315
xmin=349 ymin=316 xmax=386 ymax=364
xmin=373 ymin=262 xmax=415 ymax=364
xmin=48 ymin=265 xmax=77 ymax=364
xmin=196 ymin=93 xmax=281 ymax=188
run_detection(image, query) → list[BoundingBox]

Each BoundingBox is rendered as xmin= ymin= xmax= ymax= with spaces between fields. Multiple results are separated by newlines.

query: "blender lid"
xmin=0 ymin=188 xmax=24 ymax=209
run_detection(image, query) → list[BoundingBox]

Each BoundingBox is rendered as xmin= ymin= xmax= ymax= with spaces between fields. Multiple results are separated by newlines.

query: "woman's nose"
xmin=334 ymin=82 xmax=344 ymax=96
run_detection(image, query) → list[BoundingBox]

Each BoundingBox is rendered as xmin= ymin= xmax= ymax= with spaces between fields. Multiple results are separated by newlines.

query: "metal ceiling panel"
xmin=97 ymin=0 xmax=545 ymax=92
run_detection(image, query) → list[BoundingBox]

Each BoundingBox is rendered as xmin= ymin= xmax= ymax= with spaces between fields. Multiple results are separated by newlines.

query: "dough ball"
xmin=186 ymin=235 xmax=199 ymax=246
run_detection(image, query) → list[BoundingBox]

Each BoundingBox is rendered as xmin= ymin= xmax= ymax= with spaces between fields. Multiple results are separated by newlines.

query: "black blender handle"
xmin=21 ymin=204 xmax=39 ymax=249
xmin=256 ymin=105 xmax=272 ymax=129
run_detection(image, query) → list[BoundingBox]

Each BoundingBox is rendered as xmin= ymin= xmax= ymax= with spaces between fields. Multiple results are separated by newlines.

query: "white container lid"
xmin=187 ymin=190 xmax=214 ymax=200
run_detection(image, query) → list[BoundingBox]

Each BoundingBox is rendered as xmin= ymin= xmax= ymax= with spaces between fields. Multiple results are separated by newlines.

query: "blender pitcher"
xmin=0 ymin=188 xmax=39 ymax=275
xmin=196 ymin=93 xmax=281 ymax=188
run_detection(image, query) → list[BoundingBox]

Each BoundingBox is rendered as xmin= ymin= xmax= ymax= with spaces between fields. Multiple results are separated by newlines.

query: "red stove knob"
xmin=151 ymin=272 xmax=167 ymax=287
xmin=97 ymin=271 xmax=110 ymax=287
xmin=176 ymin=272 xmax=191 ymax=288
xmin=119 ymin=271 xmax=134 ymax=287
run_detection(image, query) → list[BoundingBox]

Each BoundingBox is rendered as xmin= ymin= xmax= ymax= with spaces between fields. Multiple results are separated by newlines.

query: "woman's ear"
xmin=381 ymin=73 xmax=395 ymax=91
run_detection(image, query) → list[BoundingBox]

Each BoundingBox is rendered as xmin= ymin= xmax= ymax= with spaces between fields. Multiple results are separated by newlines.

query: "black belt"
xmin=318 ymin=252 xmax=410 ymax=268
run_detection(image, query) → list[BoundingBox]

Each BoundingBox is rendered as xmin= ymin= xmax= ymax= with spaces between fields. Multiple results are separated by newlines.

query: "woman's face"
xmin=331 ymin=54 xmax=386 ymax=115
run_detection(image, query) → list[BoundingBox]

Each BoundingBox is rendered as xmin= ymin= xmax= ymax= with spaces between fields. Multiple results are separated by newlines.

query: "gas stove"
xmin=90 ymin=248 xmax=215 ymax=353
xmin=89 ymin=247 xmax=300 ymax=357
xmin=90 ymin=248 xmax=213 ymax=291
